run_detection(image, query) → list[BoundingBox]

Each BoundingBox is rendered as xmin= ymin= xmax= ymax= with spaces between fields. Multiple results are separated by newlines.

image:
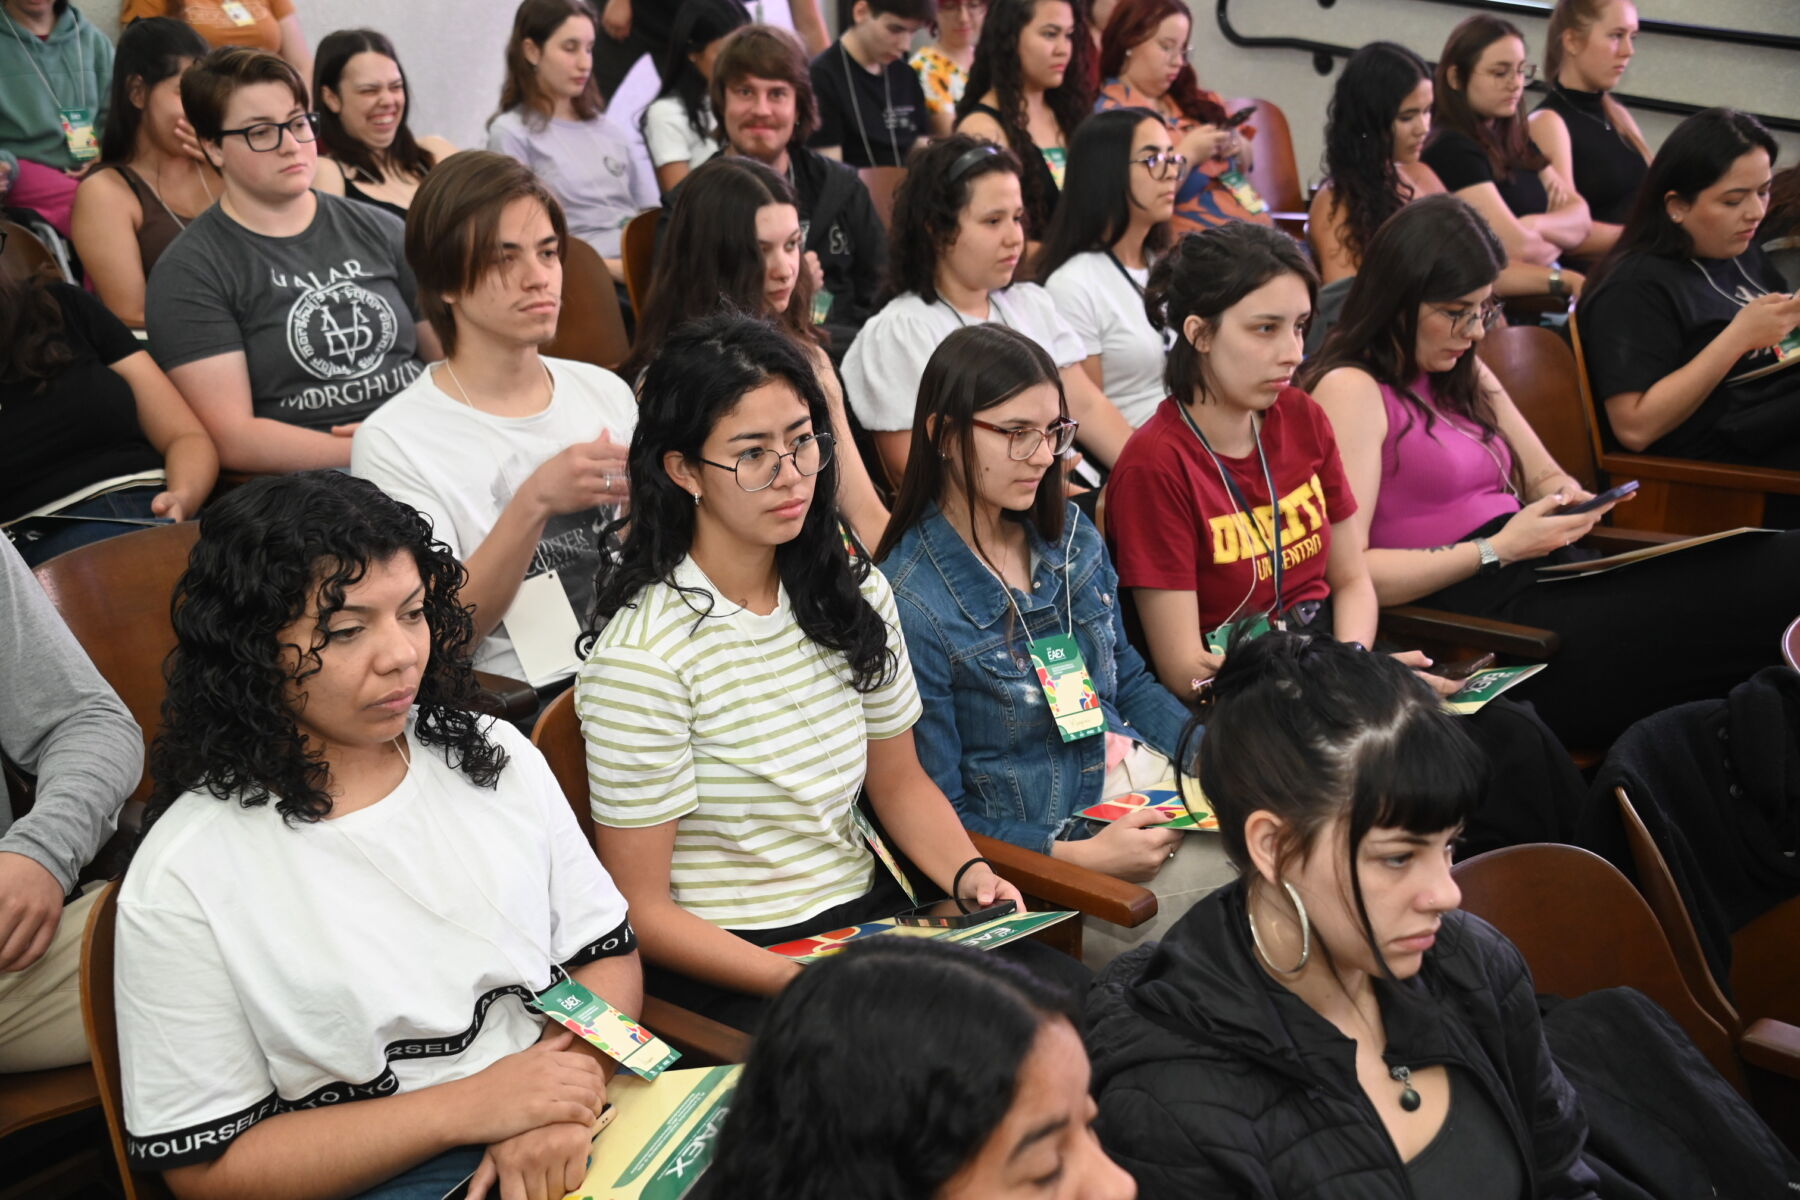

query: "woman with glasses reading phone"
xmin=578 ymin=313 xmax=1085 ymax=1034
xmin=144 ymin=47 xmax=439 ymax=473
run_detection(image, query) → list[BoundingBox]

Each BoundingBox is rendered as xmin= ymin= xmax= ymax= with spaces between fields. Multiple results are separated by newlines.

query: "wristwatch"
xmin=1473 ymin=536 xmax=1502 ymax=576
xmin=1547 ymin=265 xmax=1565 ymax=296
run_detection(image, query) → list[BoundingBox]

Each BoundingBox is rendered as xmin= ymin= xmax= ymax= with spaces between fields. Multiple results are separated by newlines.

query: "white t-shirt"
xmin=351 ymin=357 xmax=637 ymax=683
xmin=487 ymin=110 xmax=641 ymax=258
xmin=115 ymin=718 xmax=633 ymax=1172
xmin=642 ymin=95 xmax=719 ymax=172
xmin=840 ymin=284 xmax=1086 ymax=432
xmin=1043 ymin=251 xmax=1168 ymax=428
xmin=579 ymin=559 xmax=922 ymax=930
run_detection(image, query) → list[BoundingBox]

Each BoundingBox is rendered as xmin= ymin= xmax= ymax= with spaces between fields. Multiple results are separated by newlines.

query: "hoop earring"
xmin=691 ymin=492 xmax=701 ymax=505
xmin=1247 ymin=879 xmax=1311 ymax=974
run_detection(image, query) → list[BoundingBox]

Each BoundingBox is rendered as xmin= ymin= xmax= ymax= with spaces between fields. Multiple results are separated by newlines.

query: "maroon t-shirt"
xmin=1107 ymin=388 xmax=1358 ymax=632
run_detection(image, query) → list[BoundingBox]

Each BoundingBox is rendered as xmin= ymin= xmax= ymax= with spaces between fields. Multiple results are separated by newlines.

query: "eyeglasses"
xmin=218 ymin=111 xmax=319 ymax=152
xmin=1483 ymin=63 xmax=1538 ymax=83
xmin=938 ymin=0 xmax=987 ymax=11
xmin=700 ymin=431 xmax=834 ymax=492
xmin=1131 ymin=149 xmax=1188 ymax=180
xmin=969 ymin=417 xmax=1080 ymax=460
xmin=1429 ymin=298 xmax=1504 ymax=336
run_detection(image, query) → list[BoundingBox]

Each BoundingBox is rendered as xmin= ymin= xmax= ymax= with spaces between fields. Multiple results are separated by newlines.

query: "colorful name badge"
xmin=1029 ymin=633 xmax=1104 ymax=742
xmin=1778 ymin=328 xmax=1800 ymax=363
xmin=810 ymin=287 xmax=834 ymax=326
xmin=1218 ymin=167 xmax=1268 ymax=215
xmin=1204 ymin=612 xmax=1272 ymax=657
xmin=221 ymin=0 xmax=258 ymax=26
xmin=533 ymin=978 xmax=681 ymax=1081
xmin=59 ymin=107 xmax=98 ymax=162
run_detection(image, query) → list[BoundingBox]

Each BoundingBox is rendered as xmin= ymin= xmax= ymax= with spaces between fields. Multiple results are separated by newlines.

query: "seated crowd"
xmin=3 ymin=1 xmax=1800 ymax=1199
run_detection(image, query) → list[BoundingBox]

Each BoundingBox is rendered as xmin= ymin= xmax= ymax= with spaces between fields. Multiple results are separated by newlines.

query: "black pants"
xmin=1417 ymin=525 xmax=1800 ymax=748
xmin=645 ymin=871 xmax=1092 ymax=1033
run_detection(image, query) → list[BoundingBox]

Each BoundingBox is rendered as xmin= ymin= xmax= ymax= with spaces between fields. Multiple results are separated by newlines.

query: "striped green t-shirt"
xmin=577 ymin=556 xmax=922 ymax=930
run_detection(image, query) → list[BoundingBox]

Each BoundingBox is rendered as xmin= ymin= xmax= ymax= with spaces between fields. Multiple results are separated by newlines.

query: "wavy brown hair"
xmin=1428 ymin=14 xmax=1545 ymax=180
xmin=1096 ymin=0 xmax=1225 ymax=126
xmin=495 ymin=0 xmax=603 ymax=130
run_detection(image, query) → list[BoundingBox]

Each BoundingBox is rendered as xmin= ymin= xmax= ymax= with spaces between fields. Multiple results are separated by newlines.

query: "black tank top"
xmin=342 ymin=175 xmax=409 ymax=221
xmin=1534 ymin=86 xmax=1647 ymax=226
xmin=1402 ymin=1066 xmax=1529 ymax=1198
xmin=965 ymin=100 xmax=1060 ymax=234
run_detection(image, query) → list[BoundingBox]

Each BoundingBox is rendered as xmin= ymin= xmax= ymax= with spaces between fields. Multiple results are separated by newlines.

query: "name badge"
xmin=505 ymin=570 xmax=584 ymax=687
xmin=1204 ymin=612 xmax=1272 ymax=657
xmin=1029 ymin=633 xmax=1104 ymax=742
xmin=221 ymin=0 xmax=258 ymax=26
xmin=810 ymin=287 xmax=833 ymax=326
xmin=532 ymin=978 xmax=680 ymax=1080
xmin=1218 ymin=167 xmax=1268 ymax=215
xmin=59 ymin=107 xmax=98 ymax=162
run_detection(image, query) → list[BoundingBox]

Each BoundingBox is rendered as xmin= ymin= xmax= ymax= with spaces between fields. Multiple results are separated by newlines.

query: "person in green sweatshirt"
xmin=0 ymin=0 xmax=114 ymax=235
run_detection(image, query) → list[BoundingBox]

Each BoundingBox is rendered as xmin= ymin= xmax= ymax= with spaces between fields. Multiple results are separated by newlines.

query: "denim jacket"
xmin=881 ymin=500 xmax=1192 ymax=854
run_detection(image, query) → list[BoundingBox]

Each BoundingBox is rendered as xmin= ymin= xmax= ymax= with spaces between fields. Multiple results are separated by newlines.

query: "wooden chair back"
xmin=530 ymin=688 xmax=753 ymax=1064
xmin=80 ymin=882 xmax=172 ymax=1200
xmin=1477 ymin=324 xmax=1598 ymax=493
xmin=1226 ymin=98 xmax=1303 ymax=216
xmin=544 ymin=235 xmax=630 ymax=371
xmin=33 ymin=521 xmax=202 ymax=807
xmin=1452 ymin=842 xmax=1746 ymax=1092
xmin=0 ymin=219 xmax=57 ymax=281
xmin=621 ymin=207 xmax=660 ymax=317
xmin=857 ymin=165 xmax=907 ymax=230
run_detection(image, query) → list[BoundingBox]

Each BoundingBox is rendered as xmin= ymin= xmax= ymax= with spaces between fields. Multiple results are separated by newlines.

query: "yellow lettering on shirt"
xmin=1208 ymin=474 xmax=1334 ymax=577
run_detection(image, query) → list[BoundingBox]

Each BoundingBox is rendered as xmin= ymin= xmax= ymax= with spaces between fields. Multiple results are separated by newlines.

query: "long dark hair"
xmin=146 ymin=473 xmax=504 ymax=833
xmin=957 ymin=0 xmax=1094 ymax=233
xmin=885 ymin=133 xmax=1023 ymax=304
xmin=1585 ymin=107 xmax=1779 ymax=294
xmin=99 ymin=17 xmax=209 ymax=164
xmin=592 ymin=314 xmax=894 ymax=692
xmin=1096 ymin=0 xmax=1225 ymax=125
xmin=1146 ymin=221 xmax=1317 ymax=403
xmin=0 ymin=269 xmax=74 ymax=391
xmin=1298 ymin=194 xmax=1508 ymax=449
xmin=314 ymin=29 xmax=438 ymax=187
xmin=695 ymin=938 xmax=1078 ymax=1200
xmin=1322 ymin=41 xmax=1432 ymax=270
xmin=1428 ymin=15 xmax=1545 ymax=179
xmin=1035 ymin=105 xmax=1170 ymax=281
xmin=646 ymin=0 xmax=749 ymax=140
xmin=624 ymin=157 xmax=818 ymax=379
xmin=1181 ymin=630 xmax=1482 ymax=978
xmin=495 ymin=0 xmax=604 ymax=129
xmin=874 ymin=324 xmax=1067 ymax=566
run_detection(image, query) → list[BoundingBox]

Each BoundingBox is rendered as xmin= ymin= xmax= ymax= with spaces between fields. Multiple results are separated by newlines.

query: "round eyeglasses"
xmin=700 ymin=431 xmax=834 ymax=492
xmin=1131 ymin=150 xmax=1188 ymax=181
xmin=218 ymin=111 xmax=320 ymax=152
xmin=1429 ymin=298 xmax=1504 ymax=336
xmin=968 ymin=417 xmax=1080 ymax=460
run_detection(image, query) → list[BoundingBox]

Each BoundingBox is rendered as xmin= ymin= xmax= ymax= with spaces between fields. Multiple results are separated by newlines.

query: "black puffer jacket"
xmin=1086 ymin=880 xmax=1601 ymax=1199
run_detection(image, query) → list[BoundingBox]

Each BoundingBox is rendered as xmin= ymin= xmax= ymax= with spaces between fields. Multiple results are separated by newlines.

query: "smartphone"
xmin=1554 ymin=480 xmax=1638 ymax=515
xmin=1428 ymin=652 xmax=1495 ymax=681
xmin=1225 ymin=105 xmax=1258 ymax=128
xmin=893 ymin=898 xmax=1017 ymax=929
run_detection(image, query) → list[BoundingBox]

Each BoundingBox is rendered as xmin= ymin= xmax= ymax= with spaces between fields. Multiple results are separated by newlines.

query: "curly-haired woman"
xmin=956 ymin=0 xmax=1094 ymax=236
xmin=118 ymin=472 xmax=642 ymax=1200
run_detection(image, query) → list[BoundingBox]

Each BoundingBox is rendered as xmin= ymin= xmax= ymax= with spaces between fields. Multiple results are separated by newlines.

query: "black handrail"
xmin=1214 ymin=0 xmax=1800 ymax=135
xmin=1408 ymin=0 xmax=1800 ymax=54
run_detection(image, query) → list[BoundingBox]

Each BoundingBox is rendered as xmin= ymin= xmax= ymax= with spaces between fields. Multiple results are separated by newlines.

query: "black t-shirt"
xmin=1533 ymin=88 xmax=1646 ymax=226
xmin=807 ymin=41 xmax=927 ymax=169
xmin=1 ymin=283 xmax=162 ymax=522
xmin=1579 ymin=245 xmax=1799 ymax=459
xmin=1423 ymin=128 xmax=1548 ymax=218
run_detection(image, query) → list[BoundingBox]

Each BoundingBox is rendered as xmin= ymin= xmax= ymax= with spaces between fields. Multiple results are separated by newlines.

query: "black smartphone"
xmin=1554 ymin=480 xmax=1639 ymax=515
xmin=1429 ymin=652 xmax=1496 ymax=681
xmin=1225 ymin=105 xmax=1258 ymax=128
xmin=893 ymin=898 xmax=1017 ymax=929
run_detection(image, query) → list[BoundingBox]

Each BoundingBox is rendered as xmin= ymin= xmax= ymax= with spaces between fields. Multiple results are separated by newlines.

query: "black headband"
xmin=947 ymin=142 xmax=1001 ymax=182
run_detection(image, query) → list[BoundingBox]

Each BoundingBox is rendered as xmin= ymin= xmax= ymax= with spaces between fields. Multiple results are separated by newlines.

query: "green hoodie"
xmin=0 ymin=3 xmax=114 ymax=189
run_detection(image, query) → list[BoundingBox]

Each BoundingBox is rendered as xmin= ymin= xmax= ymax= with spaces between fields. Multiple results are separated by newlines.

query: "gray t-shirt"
xmin=146 ymin=191 xmax=425 ymax=429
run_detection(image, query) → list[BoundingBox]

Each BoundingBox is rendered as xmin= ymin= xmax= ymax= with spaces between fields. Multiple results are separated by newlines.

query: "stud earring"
xmin=692 ymin=492 xmax=701 ymax=505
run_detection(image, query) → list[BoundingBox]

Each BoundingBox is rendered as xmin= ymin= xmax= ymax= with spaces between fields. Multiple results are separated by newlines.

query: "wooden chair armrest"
xmin=1379 ymin=606 xmax=1560 ymax=659
xmin=1596 ymin=451 xmax=1800 ymax=495
xmin=640 ymin=995 xmax=752 ymax=1065
xmin=970 ymin=832 xmax=1158 ymax=928
xmin=1740 ymin=1018 xmax=1800 ymax=1079
xmin=1581 ymin=527 xmax=1685 ymax=554
xmin=469 ymin=670 xmax=538 ymax=722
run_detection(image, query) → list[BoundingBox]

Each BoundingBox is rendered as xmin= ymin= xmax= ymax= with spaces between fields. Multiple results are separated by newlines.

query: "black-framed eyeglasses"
xmin=1131 ymin=150 xmax=1188 ymax=181
xmin=1484 ymin=62 xmax=1538 ymax=83
xmin=1429 ymin=298 xmax=1504 ymax=336
xmin=969 ymin=417 xmax=1079 ymax=460
xmin=701 ymin=431 xmax=834 ymax=492
xmin=218 ymin=111 xmax=319 ymax=152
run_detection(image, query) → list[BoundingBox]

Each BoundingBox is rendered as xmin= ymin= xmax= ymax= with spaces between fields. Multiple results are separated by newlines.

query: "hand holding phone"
xmin=1428 ymin=652 xmax=1496 ymax=681
xmin=1225 ymin=105 xmax=1258 ymax=128
xmin=893 ymin=898 xmax=1017 ymax=929
xmin=1554 ymin=480 xmax=1638 ymax=515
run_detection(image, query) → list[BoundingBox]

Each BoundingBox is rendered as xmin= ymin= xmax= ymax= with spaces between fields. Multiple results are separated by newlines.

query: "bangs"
xmin=1347 ymin=707 xmax=1483 ymax=842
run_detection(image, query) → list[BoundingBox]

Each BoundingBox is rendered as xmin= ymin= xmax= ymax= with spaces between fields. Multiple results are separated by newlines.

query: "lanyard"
xmin=1105 ymin=250 xmax=1147 ymax=298
xmin=978 ymin=518 xmax=1080 ymax=651
xmin=1176 ymin=400 xmax=1285 ymax=621
xmin=1690 ymin=256 xmax=1773 ymax=308
xmin=1 ymin=10 xmax=88 ymax=113
xmin=946 ymin=294 xmax=1010 ymax=329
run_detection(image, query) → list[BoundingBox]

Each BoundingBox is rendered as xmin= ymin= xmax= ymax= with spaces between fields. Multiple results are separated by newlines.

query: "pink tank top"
xmin=1366 ymin=378 xmax=1522 ymax=549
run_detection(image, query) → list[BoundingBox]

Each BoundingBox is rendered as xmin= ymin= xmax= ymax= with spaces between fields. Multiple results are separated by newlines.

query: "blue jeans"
xmin=353 ymin=1146 xmax=486 ymax=1200
xmin=11 ymin=486 xmax=170 ymax=567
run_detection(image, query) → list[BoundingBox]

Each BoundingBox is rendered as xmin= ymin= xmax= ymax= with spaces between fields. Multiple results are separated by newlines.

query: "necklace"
xmin=1342 ymin=991 xmax=1424 ymax=1113
xmin=442 ymin=357 xmax=555 ymax=413
xmin=1549 ymin=81 xmax=1613 ymax=133
xmin=145 ymin=158 xmax=213 ymax=231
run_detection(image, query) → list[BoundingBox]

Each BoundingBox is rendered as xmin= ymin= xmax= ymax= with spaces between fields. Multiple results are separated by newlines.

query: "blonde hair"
xmin=1544 ymin=0 xmax=1649 ymax=159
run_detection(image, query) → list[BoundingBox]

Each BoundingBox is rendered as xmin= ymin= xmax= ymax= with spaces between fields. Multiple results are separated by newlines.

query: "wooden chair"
xmin=79 ymin=882 xmax=173 ymax=1200
xmin=620 ymin=207 xmax=660 ymax=318
xmin=544 ymin=235 xmax=630 ymax=371
xmin=0 ymin=1065 xmax=99 ymax=1159
xmin=857 ymin=165 xmax=907 ymax=231
xmin=1225 ymin=98 xmax=1304 ymax=237
xmin=0 ymin=218 xmax=58 ymax=282
xmin=1569 ymin=312 xmax=1800 ymax=534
